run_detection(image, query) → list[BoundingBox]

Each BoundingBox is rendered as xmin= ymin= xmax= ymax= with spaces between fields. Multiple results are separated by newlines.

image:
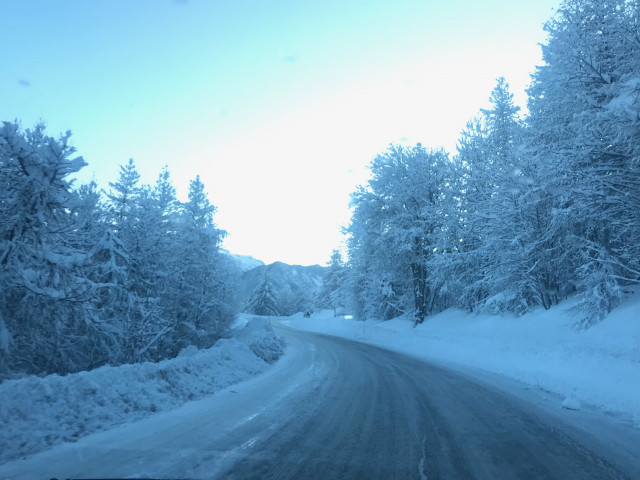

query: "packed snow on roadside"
xmin=0 ymin=316 xmax=284 ymax=464
xmin=284 ymin=296 xmax=640 ymax=426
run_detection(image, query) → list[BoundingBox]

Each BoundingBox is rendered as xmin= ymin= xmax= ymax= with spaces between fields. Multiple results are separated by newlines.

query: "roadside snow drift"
xmin=0 ymin=316 xmax=284 ymax=464
xmin=285 ymin=296 xmax=640 ymax=426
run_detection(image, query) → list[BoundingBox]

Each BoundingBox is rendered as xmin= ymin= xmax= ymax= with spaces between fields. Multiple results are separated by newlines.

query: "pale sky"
xmin=2 ymin=0 xmax=558 ymax=266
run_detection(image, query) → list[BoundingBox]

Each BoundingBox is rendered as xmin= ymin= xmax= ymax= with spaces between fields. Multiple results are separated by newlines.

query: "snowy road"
xmin=1 ymin=324 xmax=638 ymax=479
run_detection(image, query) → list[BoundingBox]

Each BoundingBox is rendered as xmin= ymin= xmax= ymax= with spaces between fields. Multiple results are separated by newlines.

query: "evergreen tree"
xmin=173 ymin=175 xmax=236 ymax=349
xmin=246 ymin=273 xmax=280 ymax=316
xmin=0 ymin=122 xmax=103 ymax=375
xmin=317 ymin=249 xmax=349 ymax=316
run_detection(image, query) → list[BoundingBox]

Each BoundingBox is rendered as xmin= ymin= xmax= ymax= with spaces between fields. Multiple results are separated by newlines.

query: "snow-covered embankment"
xmin=0 ymin=316 xmax=284 ymax=464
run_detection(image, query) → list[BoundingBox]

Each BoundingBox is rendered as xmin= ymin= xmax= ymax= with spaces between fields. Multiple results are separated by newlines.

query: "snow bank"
xmin=0 ymin=316 xmax=284 ymax=464
xmin=285 ymin=296 xmax=640 ymax=426
xmin=232 ymin=317 xmax=285 ymax=364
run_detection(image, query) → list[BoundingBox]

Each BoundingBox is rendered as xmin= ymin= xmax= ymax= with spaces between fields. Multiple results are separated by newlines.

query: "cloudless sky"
xmin=2 ymin=0 xmax=559 ymax=266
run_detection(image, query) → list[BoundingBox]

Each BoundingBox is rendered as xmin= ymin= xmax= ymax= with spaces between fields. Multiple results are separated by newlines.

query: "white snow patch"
xmin=418 ymin=434 xmax=429 ymax=480
xmin=0 ymin=316 xmax=284 ymax=464
xmin=284 ymin=295 xmax=640 ymax=426
xmin=562 ymin=395 xmax=582 ymax=411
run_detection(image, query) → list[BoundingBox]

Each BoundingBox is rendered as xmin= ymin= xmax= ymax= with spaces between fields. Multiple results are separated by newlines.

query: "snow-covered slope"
xmin=0 ymin=317 xmax=284 ymax=464
xmin=284 ymin=296 xmax=640 ymax=427
xmin=220 ymin=249 xmax=265 ymax=272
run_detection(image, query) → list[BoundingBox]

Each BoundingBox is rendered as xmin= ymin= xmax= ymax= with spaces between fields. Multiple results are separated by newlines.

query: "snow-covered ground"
xmin=0 ymin=317 xmax=284 ymax=464
xmin=284 ymin=296 xmax=640 ymax=427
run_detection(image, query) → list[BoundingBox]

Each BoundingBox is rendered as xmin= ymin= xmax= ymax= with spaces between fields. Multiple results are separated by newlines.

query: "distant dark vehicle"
xmin=303 ymin=310 xmax=312 ymax=318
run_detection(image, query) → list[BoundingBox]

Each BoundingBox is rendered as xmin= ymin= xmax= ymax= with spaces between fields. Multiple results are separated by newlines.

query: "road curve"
xmin=220 ymin=325 xmax=635 ymax=480
xmin=1 ymin=323 xmax=638 ymax=480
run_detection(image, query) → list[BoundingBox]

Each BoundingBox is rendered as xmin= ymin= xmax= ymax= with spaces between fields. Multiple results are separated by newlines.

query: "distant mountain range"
xmin=240 ymin=261 xmax=327 ymax=316
xmin=220 ymin=249 xmax=265 ymax=272
xmin=221 ymin=250 xmax=328 ymax=315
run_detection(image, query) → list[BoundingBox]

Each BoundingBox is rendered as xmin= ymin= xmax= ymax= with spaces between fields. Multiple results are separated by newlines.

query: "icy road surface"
xmin=2 ymin=324 xmax=639 ymax=480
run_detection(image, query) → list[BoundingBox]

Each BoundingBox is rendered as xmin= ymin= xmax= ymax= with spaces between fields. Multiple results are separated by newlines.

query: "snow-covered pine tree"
xmin=246 ymin=272 xmax=280 ymax=317
xmin=443 ymin=117 xmax=492 ymax=310
xmin=459 ymin=77 xmax=551 ymax=314
xmin=104 ymin=159 xmax=163 ymax=363
xmin=317 ymin=249 xmax=349 ymax=316
xmin=143 ymin=167 xmax=183 ymax=357
xmin=105 ymin=159 xmax=140 ymax=237
xmin=0 ymin=123 xmax=105 ymax=376
xmin=173 ymin=175 xmax=236 ymax=349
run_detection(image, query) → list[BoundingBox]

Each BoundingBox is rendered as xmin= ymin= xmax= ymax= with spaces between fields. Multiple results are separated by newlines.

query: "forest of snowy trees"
xmin=0 ymin=124 xmax=240 ymax=379
xmin=347 ymin=0 xmax=640 ymax=327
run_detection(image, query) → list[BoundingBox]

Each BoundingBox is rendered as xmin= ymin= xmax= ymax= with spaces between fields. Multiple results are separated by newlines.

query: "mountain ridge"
xmin=241 ymin=261 xmax=328 ymax=316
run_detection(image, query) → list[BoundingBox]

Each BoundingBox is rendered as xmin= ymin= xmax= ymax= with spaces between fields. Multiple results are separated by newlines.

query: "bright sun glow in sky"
xmin=2 ymin=0 xmax=559 ymax=266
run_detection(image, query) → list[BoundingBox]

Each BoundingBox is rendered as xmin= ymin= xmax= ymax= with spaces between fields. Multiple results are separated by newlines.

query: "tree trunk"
xmin=411 ymin=262 xmax=429 ymax=324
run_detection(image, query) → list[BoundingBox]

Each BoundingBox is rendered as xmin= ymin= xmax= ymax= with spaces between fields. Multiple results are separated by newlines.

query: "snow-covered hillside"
xmin=284 ymin=296 xmax=640 ymax=427
xmin=0 ymin=317 xmax=284 ymax=464
xmin=221 ymin=249 xmax=265 ymax=272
